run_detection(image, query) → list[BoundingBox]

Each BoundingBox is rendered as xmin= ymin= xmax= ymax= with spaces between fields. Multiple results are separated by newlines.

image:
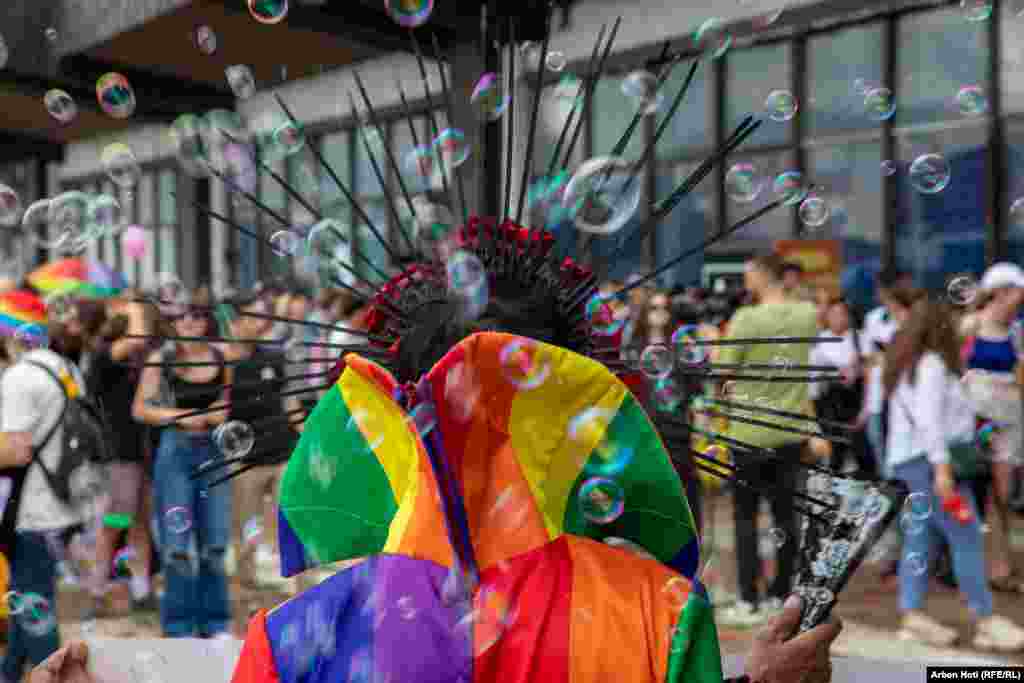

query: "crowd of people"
xmin=5 ymin=254 xmax=1024 ymax=678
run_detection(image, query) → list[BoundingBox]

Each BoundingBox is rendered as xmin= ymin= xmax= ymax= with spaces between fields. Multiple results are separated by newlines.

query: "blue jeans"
xmin=1 ymin=532 xmax=60 ymax=681
xmin=153 ymin=429 xmax=232 ymax=637
xmin=893 ymin=455 xmax=993 ymax=617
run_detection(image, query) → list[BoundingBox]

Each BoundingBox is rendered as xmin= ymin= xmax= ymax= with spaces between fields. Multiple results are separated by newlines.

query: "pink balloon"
xmin=122 ymin=225 xmax=147 ymax=260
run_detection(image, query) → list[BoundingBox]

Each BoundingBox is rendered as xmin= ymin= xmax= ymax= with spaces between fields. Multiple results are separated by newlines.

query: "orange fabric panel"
xmin=394 ymin=443 xmax=457 ymax=568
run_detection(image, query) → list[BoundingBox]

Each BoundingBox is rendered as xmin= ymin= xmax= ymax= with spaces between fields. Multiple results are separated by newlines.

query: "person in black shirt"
xmin=222 ymin=288 xmax=305 ymax=590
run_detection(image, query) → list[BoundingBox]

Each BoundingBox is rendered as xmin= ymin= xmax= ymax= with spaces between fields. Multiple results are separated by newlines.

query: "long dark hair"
xmin=882 ymin=297 xmax=962 ymax=398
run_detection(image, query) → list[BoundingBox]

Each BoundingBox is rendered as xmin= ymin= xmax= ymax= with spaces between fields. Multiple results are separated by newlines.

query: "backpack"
xmin=25 ymin=358 xmax=111 ymax=506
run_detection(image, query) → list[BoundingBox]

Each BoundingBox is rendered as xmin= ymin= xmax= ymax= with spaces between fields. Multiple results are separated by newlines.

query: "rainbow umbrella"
xmin=0 ymin=290 xmax=48 ymax=341
xmin=28 ymin=258 xmax=126 ymax=299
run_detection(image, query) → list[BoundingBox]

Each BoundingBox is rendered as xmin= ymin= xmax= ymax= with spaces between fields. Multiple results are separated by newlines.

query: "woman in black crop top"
xmin=131 ymin=286 xmax=234 ymax=639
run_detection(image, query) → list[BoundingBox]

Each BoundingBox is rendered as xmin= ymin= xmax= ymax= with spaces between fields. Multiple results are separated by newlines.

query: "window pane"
xmin=1003 ymin=1 xmax=1024 ymax=114
xmin=722 ymin=151 xmax=796 ymax=245
xmin=538 ymin=78 xmax=586 ymax=172
xmin=354 ymin=124 xmax=386 ymax=195
xmin=805 ymin=142 xmax=884 ymax=281
xmin=161 ymin=225 xmax=177 ymax=276
xmin=288 ymin=151 xmax=319 ymax=225
xmin=896 ymin=7 xmax=989 ymax=129
xmin=357 ymin=199 xmax=391 ymax=279
xmin=320 ymin=130 xmax=352 ymax=209
xmin=260 ymin=159 xmax=286 ymax=213
xmin=893 ymin=126 xmax=988 ymax=291
xmin=657 ymin=59 xmax=712 ymax=158
xmin=593 ymin=76 xmax=646 ymax=160
xmin=158 ymin=170 xmax=176 ymax=225
xmin=726 ymin=43 xmax=792 ymax=148
xmin=806 ymin=24 xmax=885 ymax=138
xmin=653 ymin=162 xmax=715 ymax=288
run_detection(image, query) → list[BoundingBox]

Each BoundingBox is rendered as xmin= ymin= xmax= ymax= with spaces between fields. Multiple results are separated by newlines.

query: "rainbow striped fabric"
xmin=232 ymin=332 xmax=720 ymax=683
xmin=0 ymin=290 xmax=47 ymax=339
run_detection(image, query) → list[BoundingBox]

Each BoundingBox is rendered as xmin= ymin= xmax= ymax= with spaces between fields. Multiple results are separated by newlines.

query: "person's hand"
xmin=807 ymin=437 xmax=832 ymax=461
xmin=28 ymin=641 xmax=93 ymax=683
xmin=1 ymin=432 xmax=33 ymax=465
xmin=934 ymin=463 xmax=956 ymax=501
xmin=743 ymin=595 xmax=842 ymax=683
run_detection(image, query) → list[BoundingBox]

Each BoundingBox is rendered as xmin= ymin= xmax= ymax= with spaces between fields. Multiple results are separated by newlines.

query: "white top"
xmin=808 ymin=330 xmax=859 ymax=399
xmin=862 ymin=305 xmax=898 ymax=354
xmin=867 ymin=352 xmax=976 ymax=470
xmin=0 ymin=349 xmax=82 ymax=531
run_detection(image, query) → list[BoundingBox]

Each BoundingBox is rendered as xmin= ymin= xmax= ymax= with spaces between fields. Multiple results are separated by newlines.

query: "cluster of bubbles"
xmin=14 ymin=187 xmax=127 ymax=256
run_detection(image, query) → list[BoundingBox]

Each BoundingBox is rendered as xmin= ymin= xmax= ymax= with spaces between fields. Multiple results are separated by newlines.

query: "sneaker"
xmin=899 ymin=611 xmax=958 ymax=648
xmin=974 ymin=615 xmax=1024 ymax=653
xmin=716 ymin=600 xmax=768 ymax=629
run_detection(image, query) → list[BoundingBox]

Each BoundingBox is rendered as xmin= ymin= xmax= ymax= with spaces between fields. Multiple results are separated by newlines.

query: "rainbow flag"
xmin=27 ymin=257 xmax=126 ymax=299
xmin=0 ymin=290 xmax=47 ymax=339
xmin=232 ymin=332 xmax=720 ymax=683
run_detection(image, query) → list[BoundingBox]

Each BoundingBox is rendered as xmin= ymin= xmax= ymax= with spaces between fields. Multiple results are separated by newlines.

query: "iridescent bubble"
xmin=4 ymin=591 xmax=23 ymax=616
xmin=1011 ymin=197 xmax=1024 ymax=231
xmin=409 ymin=401 xmax=437 ymax=438
xmin=765 ymin=90 xmax=798 ymax=122
xmin=112 ymin=546 xmax=136 ymax=578
xmin=724 ymin=163 xmax=763 ymax=203
xmin=0 ymin=185 xmax=19 ymax=227
xmin=47 ymin=191 xmax=91 ymax=252
xmin=546 ymin=51 xmax=567 ymax=72
xmin=773 ymin=171 xmax=809 ymax=206
xmin=0 ymin=35 xmax=7 ymax=69
xmin=446 ymin=250 xmax=485 ymax=293
xmin=499 ymin=338 xmax=552 ymax=390
xmin=653 ymin=377 xmax=683 ymax=412
xmin=14 ymin=593 xmax=55 ymax=638
xmin=562 ymin=156 xmax=641 ymax=235
xmin=662 ymin=577 xmax=690 ymax=611
xmin=169 ymin=114 xmax=210 ymax=176
xmin=693 ymin=18 xmax=732 ymax=59
xmin=863 ymin=87 xmax=895 ymax=121
xmin=961 ymin=0 xmax=993 ymax=22
xmin=432 ymin=128 xmax=470 ymax=169
xmin=403 ymin=144 xmax=435 ymax=179
xmin=43 ymin=89 xmax=77 ymax=125
xmin=164 ymin=506 xmax=192 ymax=534
xmin=584 ymin=293 xmax=625 ymax=337
xmin=672 ymin=324 xmax=709 ymax=366
xmin=621 ymin=70 xmax=663 ymax=116
xmin=904 ymin=551 xmax=928 ymax=575
xmin=269 ymin=230 xmax=302 ymax=256
xmin=306 ymin=218 xmax=348 ymax=262
xmin=908 ymin=154 xmax=951 ymax=194
xmin=384 ymin=0 xmax=433 ymax=28
xmin=977 ymin=420 xmax=1001 ymax=451
xmin=768 ymin=527 xmax=787 ymax=548
xmin=900 ymin=512 xmax=925 ymax=536
xmin=444 ymin=361 xmax=480 ymax=423
xmin=798 ymin=194 xmax=830 ymax=229
xmin=947 ymin=274 xmax=978 ymax=306
xmin=101 ymin=143 xmax=141 ymax=188
xmin=471 ymin=73 xmax=510 ymax=122
xmin=243 ymin=517 xmax=263 ymax=545
xmin=44 ymin=28 xmax=58 ymax=43
xmin=640 ymin=343 xmax=674 ymax=380
xmin=248 ymin=0 xmax=289 ymax=24
xmin=193 ymin=24 xmax=218 ymax=55
xmin=213 ymin=420 xmax=255 ymax=458
xmin=95 ymin=73 xmax=136 ymax=119
xmin=578 ymin=477 xmax=625 ymax=524
xmin=15 ymin=323 xmax=48 ymax=350
xmin=271 ymin=119 xmax=306 ymax=158
xmin=905 ymin=491 xmax=933 ymax=521
xmin=955 ymin=85 xmax=988 ymax=117
xmin=881 ymin=159 xmax=897 ymax=176
xmin=226 ymin=65 xmax=257 ymax=100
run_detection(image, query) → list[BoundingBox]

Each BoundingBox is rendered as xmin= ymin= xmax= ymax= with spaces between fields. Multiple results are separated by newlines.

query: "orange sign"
xmin=774 ymin=239 xmax=843 ymax=295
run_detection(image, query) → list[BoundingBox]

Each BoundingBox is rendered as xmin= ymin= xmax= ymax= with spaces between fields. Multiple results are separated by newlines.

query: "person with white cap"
xmin=961 ymin=262 xmax=1024 ymax=595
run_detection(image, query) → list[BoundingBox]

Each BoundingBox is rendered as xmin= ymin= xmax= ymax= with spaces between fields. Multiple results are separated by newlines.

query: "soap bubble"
xmin=765 ymin=90 xmax=798 ymax=122
xmin=672 ymin=324 xmax=709 ymax=366
xmin=0 ymin=35 xmax=7 ymax=69
xmin=584 ymin=293 xmax=625 ymax=337
xmin=14 ymin=593 xmax=55 ymax=637
xmin=0 ymin=185 xmax=19 ymax=227
xmin=568 ymin=407 xmax=614 ymax=446
xmin=45 ymin=28 xmax=58 ymax=43
xmin=471 ymin=73 xmax=510 ymax=122
xmin=621 ymin=70 xmax=663 ymax=116
xmin=640 ymin=343 xmax=674 ymax=380
xmin=43 ymin=89 xmax=77 ymax=125
xmin=403 ymin=144 xmax=435 ymax=179
xmin=881 ymin=159 xmax=897 ymax=176
xmin=101 ymin=143 xmax=141 ymax=188
xmin=164 ymin=506 xmax=192 ymax=534
xmin=904 ymin=551 xmax=928 ymax=576
xmin=546 ymin=51 xmax=567 ymax=72
xmin=248 ymin=0 xmax=289 ymax=24
xmin=955 ymin=85 xmax=988 ymax=117
xmin=768 ymin=527 xmax=788 ymax=548
xmin=446 ymin=250 xmax=488 ymax=318
xmin=863 ymin=87 xmax=896 ymax=121
xmin=653 ymin=377 xmax=684 ymax=412
xmin=88 ymin=194 xmax=123 ymax=237
xmin=977 ymin=420 xmax=1001 ymax=451
xmin=562 ymin=156 xmax=641 ymax=235
xmin=815 ymin=587 xmax=835 ymax=604
xmin=193 ymin=24 xmax=218 ymax=55
xmin=1011 ymin=198 xmax=1024 ymax=231
xmin=384 ymin=0 xmax=433 ymax=28
xmin=693 ymin=18 xmax=732 ymax=59
xmin=946 ymin=274 xmax=978 ymax=306
xmin=444 ymin=361 xmax=480 ymax=423
xmin=242 ymin=517 xmax=263 ymax=545
xmin=270 ymin=119 xmax=306 ymax=159
xmin=225 ymin=65 xmax=256 ymax=99
xmin=905 ymin=491 xmax=933 ymax=521
xmin=113 ymin=546 xmax=136 ymax=578
xmin=306 ymin=218 xmax=348 ymax=262
xmin=156 ymin=272 xmax=189 ymax=315
xmin=96 ymin=73 xmax=136 ymax=119
xmin=773 ymin=171 xmax=809 ymax=206
xmin=725 ymin=163 xmax=763 ymax=203
xmin=961 ymin=0 xmax=993 ymax=22
xmin=578 ymin=477 xmax=625 ymax=524
xmin=909 ymin=154 xmax=950 ymax=194
xmin=499 ymin=338 xmax=552 ymax=390
xmin=269 ymin=230 xmax=302 ymax=256
xmin=47 ymin=191 xmax=91 ymax=251
xmin=432 ymin=128 xmax=470 ymax=169
xmin=214 ymin=420 xmax=255 ymax=458
xmin=798 ymin=194 xmax=830 ymax=229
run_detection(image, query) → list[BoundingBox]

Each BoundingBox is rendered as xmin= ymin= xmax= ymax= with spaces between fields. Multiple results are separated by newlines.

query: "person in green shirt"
xmin=716 ymin=253 xmax=821 ymax=626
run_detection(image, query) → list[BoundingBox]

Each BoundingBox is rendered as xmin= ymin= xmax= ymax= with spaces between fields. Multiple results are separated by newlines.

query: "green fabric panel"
xmin=278 ymin=384 xmax=398 ymax=565
xmin=666 ymin=593 xmax=723 ymax=683
xmin=562 ymin=393 xmax=695 ymax=562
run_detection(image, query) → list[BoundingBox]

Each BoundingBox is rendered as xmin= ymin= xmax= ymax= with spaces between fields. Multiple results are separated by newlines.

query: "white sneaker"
xmin=974 ymin=615 xmax=1024 ymax=653
xmin=899 ymin=611 xmax=958 ymax=648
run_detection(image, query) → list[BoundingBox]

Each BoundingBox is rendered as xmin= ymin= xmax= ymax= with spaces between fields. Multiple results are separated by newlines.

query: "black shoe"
xmin=131 ymin=594 xmax=159 ymax=613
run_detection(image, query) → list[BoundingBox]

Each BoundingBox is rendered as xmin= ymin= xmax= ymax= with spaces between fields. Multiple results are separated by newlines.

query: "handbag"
xmin=893 ymin=391 xmax=988 ymax=481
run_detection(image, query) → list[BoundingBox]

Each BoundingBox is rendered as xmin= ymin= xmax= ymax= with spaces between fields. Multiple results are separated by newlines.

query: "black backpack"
xmin=25 ymin=358 xmax=111 ymax=506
